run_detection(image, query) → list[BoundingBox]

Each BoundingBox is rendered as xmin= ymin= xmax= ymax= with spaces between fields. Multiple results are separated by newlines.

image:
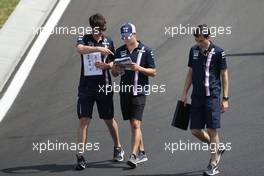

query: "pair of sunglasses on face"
xmin=94 ymin=25 xmax=133 ymax=41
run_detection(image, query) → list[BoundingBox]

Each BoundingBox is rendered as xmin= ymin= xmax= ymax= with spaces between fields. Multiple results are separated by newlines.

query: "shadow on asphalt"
xmin=125 ymin=170 xmax=205 ymax=176
xmin=1 ymin=160 xmax=129 ymax=174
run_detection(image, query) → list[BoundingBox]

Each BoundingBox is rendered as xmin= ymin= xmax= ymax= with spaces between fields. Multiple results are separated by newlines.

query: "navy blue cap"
xmin=120 ymin=23 xmax=136 ymax=40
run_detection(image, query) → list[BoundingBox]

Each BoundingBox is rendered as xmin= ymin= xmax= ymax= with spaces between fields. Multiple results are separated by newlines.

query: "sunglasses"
xmin=121 ymin=33 xmax=133 ymax=40
xmin=99 ymin=26 xmax=107 ymax=32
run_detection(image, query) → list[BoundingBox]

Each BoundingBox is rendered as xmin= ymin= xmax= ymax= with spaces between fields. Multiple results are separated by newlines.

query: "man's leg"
xmin=130 ymin=119 xmax=142 ymax=155
xmin=96 ymin=91 xmax=122 ymax=147
xmin=104 ymin=118 xmax=124 ymax=162
xmin=122 ymin=95 xmax=146 ymax=167
xmin=203 ymin=97 xmax=223 ymax=175
xmin=96 ymin=91 xmax=124 ymax=161
xmin=190 ymin=104 xmax=210 ymax=144
xmin=128 ymin=118 xmax=148 ymax=166
xmin=76 ymin=93 xmax=94 ymax=154
xmin=75 ymin=117 xmax=91 ymax=170
xmin=104 ymin=119 xmax=121 ymax=148
xmin=203 ymin=128 xmax=220 ymax=175
xmin=126 ymin=118 xmax=142 ymax=168
xmin=138 ymin=135 xmax=145 ymax=151
xmin=191 ymin=129 xmax=210 ymax=144
xmin=77 ymin=117 xmax=91 ymax=154
xmin=207 ymin=128 xmax=220 ymax=165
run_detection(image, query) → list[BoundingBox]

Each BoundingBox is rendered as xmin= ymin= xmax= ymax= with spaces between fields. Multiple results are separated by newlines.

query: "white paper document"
xmin=114 ymin=57 xmax=133 ymax=65
xmin=83 ymin=52 xmax=103 ymax=76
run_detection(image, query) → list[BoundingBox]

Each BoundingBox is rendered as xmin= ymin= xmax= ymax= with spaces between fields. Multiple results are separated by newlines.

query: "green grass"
xmin=0 ymin=0 xmax=20 ymax=28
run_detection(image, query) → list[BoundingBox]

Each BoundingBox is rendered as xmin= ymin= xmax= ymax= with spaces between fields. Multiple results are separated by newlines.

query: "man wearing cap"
xmin=181 ymin=24 xmax=229 ymax=175
xmin=75 ymin=13 xmax=124 ymax=170
xmin=112 ymin=23 xmax=156 ymax=168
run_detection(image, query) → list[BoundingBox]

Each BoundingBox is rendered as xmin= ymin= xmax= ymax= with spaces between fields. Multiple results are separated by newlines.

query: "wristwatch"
xmin=222 ymin=96 xmax=229 ymax=101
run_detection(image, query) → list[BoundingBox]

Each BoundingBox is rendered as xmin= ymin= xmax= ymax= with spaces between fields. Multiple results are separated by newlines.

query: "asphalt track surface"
xmin=0 ymin=0 xmax=264 ymax=175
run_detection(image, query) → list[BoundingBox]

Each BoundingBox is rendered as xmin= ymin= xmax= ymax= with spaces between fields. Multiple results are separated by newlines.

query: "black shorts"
xmin=190 ymin=95 xmax=221 ymax=129
xmin=77 ymin=90 xmax=114 ymax=119
xmin=120 ymin=94 xmax=146 ymax=121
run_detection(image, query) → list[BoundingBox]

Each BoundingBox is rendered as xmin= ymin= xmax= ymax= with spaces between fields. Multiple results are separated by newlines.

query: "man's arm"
xmin=221 ymin=69 xmax=229 ymax=112
xmin=128 ymin=63 xmax=156 ymax=77
xmin=76 ymin=44 xmax=114 ymax=55
xmin=140 ymin=67 xmax=156 ymax=77
xmin=94 ymin=61 xmax=113 ymax=70
xmin=128 ymin=48 xmax=156 ymax=77
xmin=181 ymin=68 xmax=192 ymax=105
xmin=76 ymin=44 xmax=114 ymax=70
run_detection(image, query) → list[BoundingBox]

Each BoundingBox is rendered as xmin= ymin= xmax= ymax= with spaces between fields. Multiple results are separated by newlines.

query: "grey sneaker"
xmin=136 ymin=151 xmax=148 ymax=164
xmin=126 ymin=154 xmax=137 ymax=168
xmin=74 ymin=154 xmax=86 ymax=170
xmin=113 ymin=147 xmax=124 ymax=162
xmin=204 ymin=163 xmax=219 ymax=176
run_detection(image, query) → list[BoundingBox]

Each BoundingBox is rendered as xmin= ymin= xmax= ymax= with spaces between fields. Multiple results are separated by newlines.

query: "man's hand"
xmin=96 ymin=47 xmax=114 ymax=55
xmin=76 ymin=44 xmax=114 ymax=55
xmin=221 ymin=69 xmax=229 ymax=113
xmin=180 ymin=92 xmax=188 ymax=106
xmin=181 ymin=68 xmax=192 ymax=106
xmin=128 ymin=63 xmax=142 ymax=72
xmin=221 ymin=100 xmax=229 ymax=113
xmin=127 ymin=63 xmax=156 ymax=77
xmin=112 ymin=63 xmax=122 ymax=72
xmin=95 ymin=61 xmax=111 ymax=70
xmin=111 ymin=63 xmax=123 ymax=77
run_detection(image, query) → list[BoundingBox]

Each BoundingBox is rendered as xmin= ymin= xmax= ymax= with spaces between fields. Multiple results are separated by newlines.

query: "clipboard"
xmin=83 ymin=52 xmax=103 ymax=76
xmin=171 ymin=100 xmax=191 ymax=130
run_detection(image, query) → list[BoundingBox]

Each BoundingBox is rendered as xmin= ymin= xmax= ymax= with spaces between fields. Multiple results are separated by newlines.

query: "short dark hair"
xmin=89 ymin=13 xmax=107 ymax=31
xmin=193 ymin=24 xmax=210 ymax=38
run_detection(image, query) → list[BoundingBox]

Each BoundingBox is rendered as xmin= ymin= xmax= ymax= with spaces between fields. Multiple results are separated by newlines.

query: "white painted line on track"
xmin=0 ymin=0 xmax=71 ymax=122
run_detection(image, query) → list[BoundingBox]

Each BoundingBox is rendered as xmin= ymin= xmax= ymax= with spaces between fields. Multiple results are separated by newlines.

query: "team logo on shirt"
xmin=102 ymin=38 xmax=110 ymax=48
xmin=120 ymin=50 xmax=127 ymax=57
xmin=77 ymin=36 xmax=83 ymax=41
xmin=150 ymin=50 xmax=155 ymax=59
xmin=221 ymin=51 xmax=226 ymax=59
xmin=193 ymin=50 xmax=199 ymax=60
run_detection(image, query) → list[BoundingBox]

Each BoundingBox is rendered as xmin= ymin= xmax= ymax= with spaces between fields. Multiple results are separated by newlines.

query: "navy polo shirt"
xmin=115 ymin=42 xmax=156 ymax=96
xmin=76 ymin=34 xmax=115 ymax=91
xmin=188 ymin=42 xmax=227 ymax=98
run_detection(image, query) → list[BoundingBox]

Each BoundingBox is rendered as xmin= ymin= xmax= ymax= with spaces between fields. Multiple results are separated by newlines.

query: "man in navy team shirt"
xmin=112 ymin=23 xmax=156 ymax=168
xmin=75 ymin=13 xmax=124 ymax=170
xmin=181 ymin=24 xmax=229 ymax=175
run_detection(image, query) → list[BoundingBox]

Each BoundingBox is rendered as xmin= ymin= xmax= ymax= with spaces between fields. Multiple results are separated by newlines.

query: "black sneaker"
xmin=136 ymin=151 xmax=148 ymax=164
xmin=216 ymin=148 xmax=226 ymax=164
xmin=203 ymin=163 xmax=219 ymax=176
xmin=126 ymin=154 xmax=137 ymax=168
xmin=113 ymin=147 xmax=125 ymax=162
xmin=74 ymin=154 xmax=86 ymax=170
